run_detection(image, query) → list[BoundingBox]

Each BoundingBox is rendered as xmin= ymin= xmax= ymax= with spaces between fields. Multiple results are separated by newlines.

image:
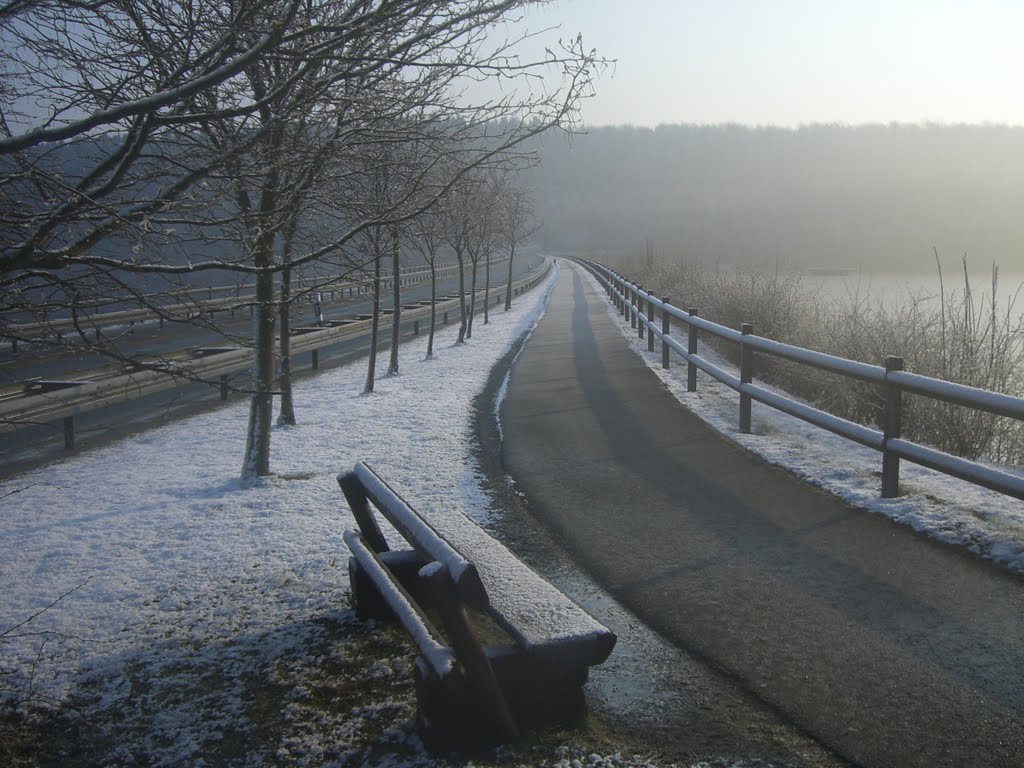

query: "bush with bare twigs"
xmin=621 ymin=252 xmax=1024 ymax=465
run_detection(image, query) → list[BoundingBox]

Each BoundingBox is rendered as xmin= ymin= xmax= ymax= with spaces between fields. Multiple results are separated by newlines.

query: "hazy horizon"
xmin=526 ymin=123 xmax=1024 ymax=275
xmin=501 ymin=1 xmax=1024 ymax=129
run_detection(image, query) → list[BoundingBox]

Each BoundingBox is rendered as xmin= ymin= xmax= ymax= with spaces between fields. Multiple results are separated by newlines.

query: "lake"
xmin=800 ymin=269 xmax=1024 ymax=321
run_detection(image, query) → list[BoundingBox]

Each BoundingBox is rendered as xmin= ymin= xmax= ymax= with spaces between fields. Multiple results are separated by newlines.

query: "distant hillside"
xmin=526 ymin=123 xmax=1024 ymax=273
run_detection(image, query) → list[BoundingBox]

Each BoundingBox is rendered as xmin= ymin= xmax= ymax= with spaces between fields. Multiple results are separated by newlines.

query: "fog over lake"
xmin=528 ymin=124 xmax=1024 ymax=277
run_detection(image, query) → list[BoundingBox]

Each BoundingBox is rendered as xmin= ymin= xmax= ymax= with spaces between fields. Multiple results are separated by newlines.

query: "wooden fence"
xmin=574 ymin=257 xmax=1024 ymax=502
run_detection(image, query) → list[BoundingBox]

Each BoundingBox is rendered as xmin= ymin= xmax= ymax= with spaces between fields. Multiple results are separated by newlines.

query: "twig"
xmin=1 ymin=577 xmax=92 ymax=639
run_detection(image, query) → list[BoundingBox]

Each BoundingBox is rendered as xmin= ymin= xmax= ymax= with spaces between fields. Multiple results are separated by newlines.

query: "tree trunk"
xmin=505 ymin=242 xmax=516 ymax=311
xmin=388 ymin=225 xmax=401 ymax=375
xmin=427 ymin=260 xmax=437 ymax=358
xmin=364 ymin=233 xmax=382 ymax=393
xmin=242 ymin=266 xmax=276 ymax=479
xmin=466 ymin=259 xmax=479 ymax=338
xmin=456 ymin=250 xmax=467 ymax=344
xmin=484 ymin=250 xmax=491 ymax=325
xmin=277 ymin=263 xmax=296 ymax=426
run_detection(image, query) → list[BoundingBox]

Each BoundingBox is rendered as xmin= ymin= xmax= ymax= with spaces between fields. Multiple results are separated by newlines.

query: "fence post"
xmin=688 ymin=308 xmax=699 ymax=392
xmin=882 ymin=355 xmax=905 ymax=498
xmin=220 ymin=375 xmax=229 ymax=401
xmin=647 ymin=294 xmax=655 ymax=352
xmin=740 ymin=323 xmax=754 ymax=433
xmin=311 ymin=349 xmax=320 ymax=370
xmin=661 ymin=297 xmax=671 ymax=369
xmin=637 ymin=287 xmax=644 ymax=339
xmin=63 ymin=416 xmax=75 ymax=451
xmin=629 ymin=285 xmax=637 ymax=329
xmin=413 ymin=320 xmax=419 ymax=336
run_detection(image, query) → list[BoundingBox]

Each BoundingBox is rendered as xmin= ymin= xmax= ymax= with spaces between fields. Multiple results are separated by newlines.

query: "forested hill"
xmin=527 ymin=123 xmax=1024 ymax=273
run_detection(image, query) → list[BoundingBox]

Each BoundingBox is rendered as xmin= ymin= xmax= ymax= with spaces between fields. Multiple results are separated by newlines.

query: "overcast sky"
xmin=518 ymin=0 xmax=1024 ymax=128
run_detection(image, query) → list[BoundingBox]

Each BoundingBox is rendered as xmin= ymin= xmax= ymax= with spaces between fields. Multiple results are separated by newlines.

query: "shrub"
xmin=616 ymin=253 xmax=1024 ymax=465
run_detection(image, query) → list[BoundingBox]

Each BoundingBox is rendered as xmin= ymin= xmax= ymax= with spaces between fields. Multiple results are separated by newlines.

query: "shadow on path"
xmin=501 ymin=262 xmax=1024 ymax=768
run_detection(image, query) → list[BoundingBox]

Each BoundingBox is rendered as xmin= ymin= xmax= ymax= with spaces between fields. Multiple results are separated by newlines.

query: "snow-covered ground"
xmin=581 ymin=266 xmax=1024 ymax=574
xmin=0 ymin=266 xmax=579 ymax=765
xmin=4 ymin=256 xmax=1019 ymax=766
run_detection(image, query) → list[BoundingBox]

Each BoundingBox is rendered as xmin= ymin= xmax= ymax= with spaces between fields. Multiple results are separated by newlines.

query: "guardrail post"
xmin=443 ymin=310 xmax=448 ymax=325
xmin=413 ymin=320 xmax=419 ymax=336
xmin=688 ymin=309 xmax=699 ymax=392
xmin=882 ymin=355 xmax=905 ymax=498
xmin=220 ymin=375 xmax=229 ymax=400
xmin=63 ymin=416 xmax=75 ymax=451
xmin=661 ymin=297 xmax=671 ymax=369
xmin=637 ymin=287 xmax=644 ymax=339
xmin=629 ymin=285 xmax=637 ymax=329
xmin=647 ymin=294 xmax=656 ymax=352
xmin=311 ymin=350 xmax=320 ymax=370
xmin=740 ymin=323 xmax=754 ymax=433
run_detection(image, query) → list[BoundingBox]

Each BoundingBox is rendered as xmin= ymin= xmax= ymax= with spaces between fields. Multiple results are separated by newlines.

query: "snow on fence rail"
xmin=0 ymin=262 xmax=549 ymax=451
xmin=571 ymin=256 xmax=1024 ymax=502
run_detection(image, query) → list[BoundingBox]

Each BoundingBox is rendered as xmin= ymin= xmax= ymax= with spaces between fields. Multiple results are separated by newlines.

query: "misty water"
xmin=803 ymin=270 xmax=1024 ymax=322
xmin=798 ymin=270 xmax=1024 ymax=321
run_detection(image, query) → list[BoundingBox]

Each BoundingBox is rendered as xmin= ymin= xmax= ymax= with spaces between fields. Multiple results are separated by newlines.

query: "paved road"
xmin=500 ymin=261 xmax=1024 ymax=768
xmin=1 ymin=256 xmax=538 ymax=383
xmin=0 ymin=258 xmax=540 ymax=473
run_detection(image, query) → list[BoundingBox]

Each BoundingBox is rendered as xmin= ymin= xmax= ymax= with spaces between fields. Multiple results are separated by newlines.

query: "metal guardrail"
xmin=0 ymin=262 xmax=550 ymax=450
xmin=0 ymin=258 xmax=484 ymax=348
xmin=571 ymin=256 xmax=1024 ymax=502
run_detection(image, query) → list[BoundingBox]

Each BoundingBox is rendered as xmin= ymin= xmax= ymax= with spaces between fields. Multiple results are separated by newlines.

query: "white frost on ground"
xmin=580 ymin=264 xmax=1024 ymax=573
xmin=1 ymin=267 xmax=562 ymax=756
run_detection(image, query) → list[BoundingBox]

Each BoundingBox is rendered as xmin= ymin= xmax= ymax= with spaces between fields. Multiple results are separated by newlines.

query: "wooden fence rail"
xmin=572 ymin=256 xmax=1024 ymax=502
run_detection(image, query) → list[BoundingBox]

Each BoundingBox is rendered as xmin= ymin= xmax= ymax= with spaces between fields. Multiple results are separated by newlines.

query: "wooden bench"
xmin=338 ymin=461 xmax=616 ymax=746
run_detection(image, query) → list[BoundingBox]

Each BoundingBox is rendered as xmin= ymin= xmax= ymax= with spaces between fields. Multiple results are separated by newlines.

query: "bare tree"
xmin=463 ymin=172 xmax=505 ymax=338
xmin=407 ymin=189 xmax=451 ymax=358
xmin=2 ymin=0 xmax=608 ymax=477
xmin=502 ymin=182 xmax=538 ymax=311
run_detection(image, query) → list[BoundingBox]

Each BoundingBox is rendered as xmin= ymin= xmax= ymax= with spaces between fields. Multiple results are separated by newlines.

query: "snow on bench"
xmin=338 ymin=461 xmax=616 ymax=746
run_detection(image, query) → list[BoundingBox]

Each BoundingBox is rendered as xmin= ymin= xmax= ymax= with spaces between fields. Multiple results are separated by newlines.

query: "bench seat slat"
xmin=344 ymin=529 xmax=456 ymax=679
xmin=441 ymin=520 xmax=616 ymax=667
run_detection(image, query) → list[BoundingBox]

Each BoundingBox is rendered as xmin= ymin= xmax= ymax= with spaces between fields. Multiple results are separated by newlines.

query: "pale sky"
xmin=517 ymin=0 xmax=1024 ymax=127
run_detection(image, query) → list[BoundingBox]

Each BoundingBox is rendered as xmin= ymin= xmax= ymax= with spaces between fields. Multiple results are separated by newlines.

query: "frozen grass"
xmin=622 ymin=255 xmax=1024 ymax=464
xmin=0 ymin=266 xmax=556 ymax=765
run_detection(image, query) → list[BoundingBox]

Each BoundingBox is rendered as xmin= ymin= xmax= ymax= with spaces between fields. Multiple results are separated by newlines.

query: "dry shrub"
xmin=618 ymin=252 xmax=1024 ymax=465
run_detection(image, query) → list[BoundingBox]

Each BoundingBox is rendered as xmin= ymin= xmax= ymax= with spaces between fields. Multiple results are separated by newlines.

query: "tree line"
xmin=527 ymin=123 xmax=1024 ymax=273
xmin=0 ymin=0 xmax=604 ymax=478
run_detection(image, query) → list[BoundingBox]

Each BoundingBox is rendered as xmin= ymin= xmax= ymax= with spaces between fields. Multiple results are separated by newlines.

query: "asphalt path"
xmin=500 ymin=261 xmax=1024 ymax=768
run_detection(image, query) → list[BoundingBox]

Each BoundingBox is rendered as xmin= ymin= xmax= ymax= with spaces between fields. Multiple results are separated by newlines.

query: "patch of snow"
xmin=0 ymin=263 xmax=558 ymax=711
xmin=492 ymin=262 xmax=558 ymax=443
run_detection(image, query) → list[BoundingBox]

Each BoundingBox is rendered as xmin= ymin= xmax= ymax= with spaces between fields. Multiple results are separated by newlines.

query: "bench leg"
xmin=424 ymin=566 xmax=520 ymax=744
